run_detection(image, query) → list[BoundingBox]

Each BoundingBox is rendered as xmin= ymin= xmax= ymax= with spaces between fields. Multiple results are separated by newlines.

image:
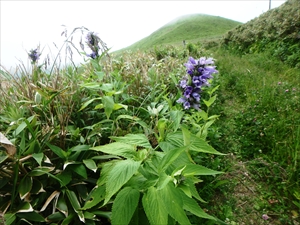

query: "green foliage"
xmin=222 ymin=0 xmax=300 ymax=68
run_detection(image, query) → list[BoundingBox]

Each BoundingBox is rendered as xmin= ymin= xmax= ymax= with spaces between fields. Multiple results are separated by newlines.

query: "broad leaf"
xmin=83 ymin=159 xmax=98 ymax=172
xmin=16 ymin=202 xmax=34 ymax=213
xmin=111 ymin=187 xmax=140 ymax=225
xmin=66 ymin=190 xmax=85 ymax=223
xmin=57 ymin=194 xmax=68 ymax=217
xmin=28 ymin=166 xmax=55 ymax=176
xmin=79 ymin=97 xmax=102 ymax=111
xmin=183 ymin=164 xmax=223 ymax=176
xmin=105 ymin=159 xmax=141 ymax=205
xmin=102 ymin=95 xmax=114 ymax=119
xmin=4 ymin=213 xmax=16 ymax=225
xmin=47 ymin=211 xmax=66 ymax=221
xmin=156 ymin=172 xmax=172 ymax=190
xmin=159 ymin=146 xmax=188 ymax=172
xmin=180 ymin=190 xmax=217 ymax=221
xmin=170 ymin=110 xmax=185 ymax=132
xmin=82 ymin=186 xmax=106 ymax=210
xmin=110 ymin=133 xmax=152 ymax=149
xmin=16 ymin=212 xmax=45 ymax=222
xmin=166 ymin=132 xmax=224 ymax=155
xmin=32 ymin=152 xmax=44 ymax=166
xmin=91 ymin=142 xmax=136 ymax=159
xmin=19 ymin=176 xmax=32 ymax=200
xmin=46 ymin=143 xmax=67 ymax=159
xmin=159 ymin=183 xmax=191 ymax=225
xmin=142 ymin=186 xmax=168 ymax=225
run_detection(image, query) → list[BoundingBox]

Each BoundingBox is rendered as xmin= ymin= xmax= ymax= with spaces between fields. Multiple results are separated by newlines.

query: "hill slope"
xmin=118 ymin=14 xmax=242 ymax=52
xmin=221 ymin=0 xmax=300 ymax=67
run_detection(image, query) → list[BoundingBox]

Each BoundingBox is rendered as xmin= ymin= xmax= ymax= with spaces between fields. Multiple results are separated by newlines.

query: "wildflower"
xmin=86 ymin=51 xmax=98 ymax=59
xmin=177 ymin=56 xmax=218 ymax=110
xmin=262 ymin=214 xmax=270 ymax=220
xmin=28 ymin=48 xmax=41 ymax=63
xmin=86 ymin=32 xmax=100 ymax=58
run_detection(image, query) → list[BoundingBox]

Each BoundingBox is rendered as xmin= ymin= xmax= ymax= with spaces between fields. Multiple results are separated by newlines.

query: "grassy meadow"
xmin=0 ymin=1 xmax=299 ymax=224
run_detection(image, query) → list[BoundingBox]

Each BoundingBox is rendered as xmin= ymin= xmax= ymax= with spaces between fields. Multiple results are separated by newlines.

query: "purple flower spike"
xmin=177 ymin=56 xmax=218 ymax=110
xmin=28 ymin=48 xmax=41 ymax=63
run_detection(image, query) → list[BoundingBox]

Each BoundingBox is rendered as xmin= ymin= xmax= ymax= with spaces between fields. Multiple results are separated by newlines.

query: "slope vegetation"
xmin=222 ymin=0 xmax=300 ymax=67
xmin=119 ymin=14 xmax=242 ymax=52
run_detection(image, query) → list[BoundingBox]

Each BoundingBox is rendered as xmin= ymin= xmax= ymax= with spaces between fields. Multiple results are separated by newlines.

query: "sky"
xmin=0 ymin=0 xmax=286 ymax=72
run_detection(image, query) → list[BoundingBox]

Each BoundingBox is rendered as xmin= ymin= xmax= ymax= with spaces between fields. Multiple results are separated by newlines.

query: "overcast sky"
xmin=1 ymin=0 xmax=286 ymax=72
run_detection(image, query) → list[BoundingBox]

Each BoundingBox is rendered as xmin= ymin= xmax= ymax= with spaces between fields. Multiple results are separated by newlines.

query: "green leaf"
xmin=97 ymin=161 xmax=118 ymax=186
xmin=182 ymin=125 xmax=191 ymax=146
xmin=180 ymin=190 xmax=217 ymax=221
xmin=105 ymin=159 xmax=141 ymax=205
xmin=16 ymin=212 xmax=45 ymax=222
xmin=82 ymin=185 xmax=106 ymax=210
xmin=0 ymin=155 xmax=8 ymax=163
xmin=70 ymin=145 xmax=91 ymax=152
xmin=142 ymin=186 xmax=168 ymax=225
xmin=66 ymin=190 xmax=85 ymax=223
xmin=13 ymin=115 xmax=35 ymax=136
xmin=32 ymin=152 xmax=44 ymax=166
xmin=183 ymin=164 xmax=223 ymax=176
xmin=203 ymin=95 xmax=217 ymax=107
xmin=185 ymin=179 xmax=206 ymax=203
xmin=157 ymin=172 xmax=172 ymax=190
xmin=56 ymin=170 xmax=72 ymax=187
xmin=57 ymin=194 xmax=68 ymax=217
xmin=110 ymin=133 xmax=152 ymax=149
xmin=159 ymin=183 xmax=191 ymax=225
xmin=170 ymin=110 xmax=185 ymax=132
xmin=72 ymin=164 xmax=88 ymax=179
xmin=19 ymin=176 xmax=32 ymax=200
xmin=91 ymin=142 xmax=136 ymax=159
xmin=102 ymin=95 xmax=114 ymax=119
xmin=166 ymin=132 xmax=225 ymax=155
xmin=159 ymin=146 xmax=188 ymax=172
xmin=83 ymin=159 xmax=98 ymax=173
xmin=16 ymin=202 xmax=34 ymax=213
xmin=46 ymin=143 xmax=67 ymax=159
xmin=28 ymin=166 xmax=55 ymax=176
xmin=79 ymin=97 xmax=102 ymax=111
xmin=113 ymin=103 xmax=128 ymax=111
xmin=111 ymin=187 xmax=140 ymax=225
xmin=31 ymin=179 xmax=45 ymax=194
xmin=208 ymin=85 xmax=220 ymax=95
xmin=61 ymin=213 xmax=75 ymax=225
xmin=47 ymin=211 xmax=66 ymax=221
xmin=4 ymin=213 xmax=16 ymax=225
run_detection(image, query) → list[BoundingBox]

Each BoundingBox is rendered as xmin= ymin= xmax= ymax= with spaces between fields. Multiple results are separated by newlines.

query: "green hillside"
xmin=222 ymin=0 xmax=300 ymax=67
xmin=118 ymin=14 xmax=242 ymax=52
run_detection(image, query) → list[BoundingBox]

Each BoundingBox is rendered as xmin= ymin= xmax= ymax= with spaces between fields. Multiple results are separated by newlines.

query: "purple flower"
xmin=87 ymin=51 xmax=98 ymax=59
xmin=177 ymin=56 xmax=218 ymax=110
xmin=192 ymin=92 xmax=200 ymax=102
xmin=28 ymin=49 xmax=41 ymax=63
xmin=184 ymin=86 xmax=193 ymax=98
xmin=179 ymin=79 xmax=188 ymax=88
xmin=86 ymin=32 xmax=100 ymax=58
